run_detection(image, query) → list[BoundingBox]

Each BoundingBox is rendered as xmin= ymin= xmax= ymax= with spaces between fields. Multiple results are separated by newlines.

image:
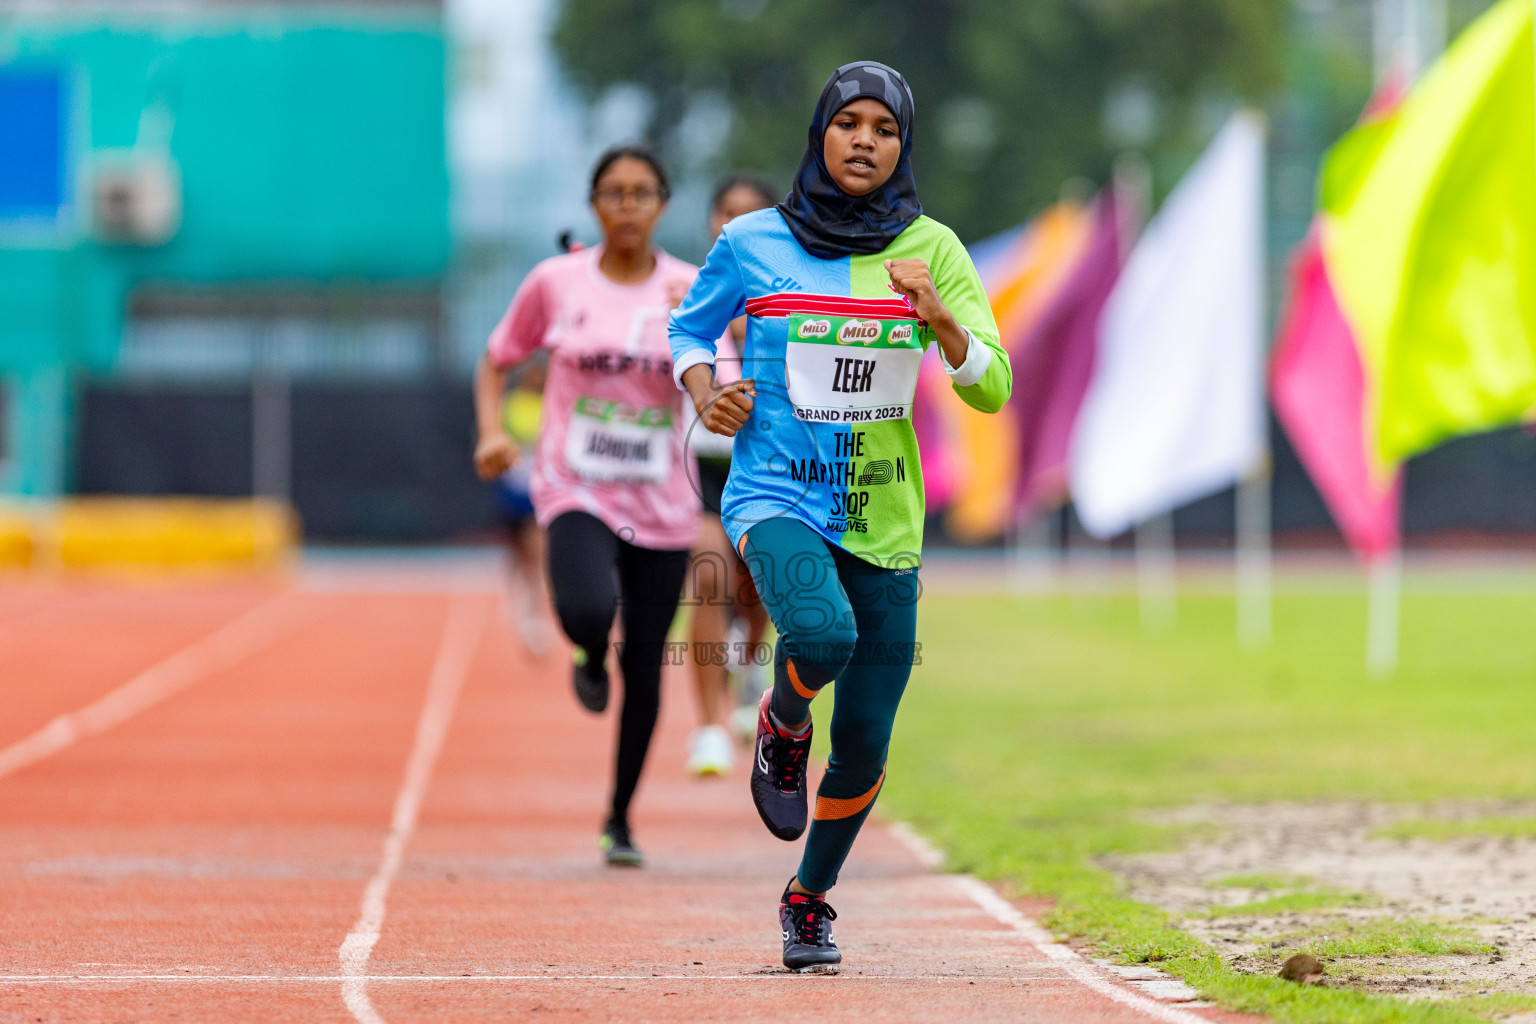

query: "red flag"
xmin=1270 ymin=80 xmax=1406 ymax=562
xmin=1011 ymin=189 xmax=1125 ymax=517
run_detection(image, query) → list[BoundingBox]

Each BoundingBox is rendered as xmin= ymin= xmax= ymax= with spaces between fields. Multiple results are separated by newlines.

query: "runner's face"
xmin=708 ymin=185 xmax=773 ymax=240
xmin=591 ymin=157 xmax=667 ymax=253
xmin=821 ymin=98 xmax=900 ymax=197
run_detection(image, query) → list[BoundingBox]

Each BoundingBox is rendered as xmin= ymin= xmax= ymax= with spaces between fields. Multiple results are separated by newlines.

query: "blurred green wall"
xmin=0 ymin=14 xmax=450 ymax=496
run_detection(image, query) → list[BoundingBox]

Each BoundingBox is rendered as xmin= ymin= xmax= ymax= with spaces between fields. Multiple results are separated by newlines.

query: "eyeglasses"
xmin=591 ymin=187 xmax=665 ymax=208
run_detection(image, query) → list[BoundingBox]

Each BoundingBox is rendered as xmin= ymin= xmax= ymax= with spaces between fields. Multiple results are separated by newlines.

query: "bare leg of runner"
xmin=506 ymin=520 xmax=552 ymax=655
xmin=686 ymin=515 xmax=736 ymax=776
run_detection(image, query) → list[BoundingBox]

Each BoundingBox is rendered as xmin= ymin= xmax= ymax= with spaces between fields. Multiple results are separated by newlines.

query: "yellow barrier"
xmin=0 ymin=505 xmax=35 ymax=568
xmin=0 ymin=498 xmax=297 ymax=571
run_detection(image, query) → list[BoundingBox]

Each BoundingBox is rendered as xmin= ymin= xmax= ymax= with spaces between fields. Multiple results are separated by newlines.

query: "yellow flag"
xmin=1321 ymin=0 xmax=1536 ymax=468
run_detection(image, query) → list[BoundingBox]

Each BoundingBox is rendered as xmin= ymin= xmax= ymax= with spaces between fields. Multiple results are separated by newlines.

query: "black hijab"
xmin=777 ymin=61 xmax=922 ymax=260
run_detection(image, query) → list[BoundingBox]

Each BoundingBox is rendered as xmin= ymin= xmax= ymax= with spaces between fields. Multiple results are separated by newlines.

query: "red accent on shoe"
xmin=757 ymin=690 xmax=777 ymax=733
xmin=759 ymin=690 xmax=812 ymax=740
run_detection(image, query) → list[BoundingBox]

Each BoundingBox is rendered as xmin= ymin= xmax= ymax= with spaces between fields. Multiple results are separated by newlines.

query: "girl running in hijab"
xmin=669 ymin=62 xmax=1011 ymax=970
xmin=475 ymin=144 xmax=700 ymax=867
xmin=685 ymin=174 xmax=776 ymax=778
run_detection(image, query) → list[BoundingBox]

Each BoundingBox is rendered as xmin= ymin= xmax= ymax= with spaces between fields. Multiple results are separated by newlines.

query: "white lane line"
xmin=1 ymin=973 xmax=1080 ymax=984
xmin=884 ymin=821 xmax=945 ymax=869
xmin=948 ymin=876 xmax=1213 ymax=1024
xmin=338 ymin=595 xmax=486 ymax=1024
xmin=0 ymin=593 xmax=309 ymax=782
xmin=884 ymin=821 xmax=1212 ymax=1023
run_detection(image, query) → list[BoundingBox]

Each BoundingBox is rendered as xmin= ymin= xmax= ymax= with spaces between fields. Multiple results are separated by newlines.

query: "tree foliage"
xmin=551 ymin=0 xmax=1289 ymax=241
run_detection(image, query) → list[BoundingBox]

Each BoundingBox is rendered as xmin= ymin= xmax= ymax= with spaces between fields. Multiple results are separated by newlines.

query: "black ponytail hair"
xmin=711 ymin=173 xmax=778 ymax=211
xmin=589 ymin=143 xmax=671 ymax=201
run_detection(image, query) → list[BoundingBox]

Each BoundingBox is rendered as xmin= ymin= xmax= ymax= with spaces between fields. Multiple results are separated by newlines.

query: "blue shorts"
xmin=494 ymin=477 xmax=536 ymax=523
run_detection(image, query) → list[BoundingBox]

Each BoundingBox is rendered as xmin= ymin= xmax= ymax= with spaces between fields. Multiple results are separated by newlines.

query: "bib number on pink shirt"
xmin=785 ymin=314 xmax=923 ymax=424
xmin=565 ymin=396 xmax=674 ymax=484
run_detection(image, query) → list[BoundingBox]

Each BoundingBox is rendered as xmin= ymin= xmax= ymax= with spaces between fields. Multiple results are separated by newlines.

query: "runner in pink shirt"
xmin=472 ymin=145 xmax=700 ymax=866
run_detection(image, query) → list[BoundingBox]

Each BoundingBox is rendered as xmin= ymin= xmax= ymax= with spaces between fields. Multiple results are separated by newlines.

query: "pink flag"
xmin=1270 ymin=79 xmax=1406 ymax=563
xmin=910 ymin=377 xmax=956 ymax=509
xmin=1270 ymin=227 xmax=1402 ymax=561
xmin=1011 ymin=190 xmax=1124 ymax=517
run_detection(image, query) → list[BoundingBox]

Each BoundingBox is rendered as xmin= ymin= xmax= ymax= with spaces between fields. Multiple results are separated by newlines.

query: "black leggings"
xmin=545 ymin=511 xmax=689 ymax=826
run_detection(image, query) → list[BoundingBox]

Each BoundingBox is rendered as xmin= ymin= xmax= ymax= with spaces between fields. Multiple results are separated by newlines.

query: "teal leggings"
xmin=739 ymin=516 xmax=919 ymax=893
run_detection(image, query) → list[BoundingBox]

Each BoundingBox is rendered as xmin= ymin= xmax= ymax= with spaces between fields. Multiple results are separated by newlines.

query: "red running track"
xmin=0 ymin=569 xmax=1259 ymax=1023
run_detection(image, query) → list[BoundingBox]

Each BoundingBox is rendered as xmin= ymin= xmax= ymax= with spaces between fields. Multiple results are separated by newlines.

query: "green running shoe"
xmin=599 ymin=819 xmax=643 ymax=867
xmin=572 ymin=647 xmax=609 ymax=713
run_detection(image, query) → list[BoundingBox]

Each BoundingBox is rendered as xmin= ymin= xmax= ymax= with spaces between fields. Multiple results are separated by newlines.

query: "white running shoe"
xmin=686 ymin=724 xmax=735 ymax=777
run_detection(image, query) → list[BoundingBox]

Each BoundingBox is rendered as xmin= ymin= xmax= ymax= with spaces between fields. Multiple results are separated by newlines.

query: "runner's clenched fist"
xmin=681 ymin=365 xmax=756 ymax=437
xmin=885 ymin=257 xmax=972 ymax=368
xmin=473 ymin=432 xmax=520 ymax=481
xmin=883 ymin=258 xmax=953 ymax=327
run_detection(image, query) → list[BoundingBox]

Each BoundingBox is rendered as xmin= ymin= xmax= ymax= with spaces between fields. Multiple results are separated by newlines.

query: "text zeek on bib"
xmin=785 ymin=314 xmax=923 ymax=424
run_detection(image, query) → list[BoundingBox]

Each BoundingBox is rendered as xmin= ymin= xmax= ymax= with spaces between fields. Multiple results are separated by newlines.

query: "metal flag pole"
xmin=1236 ymin=457 xmax=1273 ymax=650
xmin=1361 ymin=0 xmax=1444 ymax=677
xmin=1238 ymin=107 xmax=1271 ymax=652
xmin=1008 ymin=508 xmax=1058 ymax=595
xmin=1135 ymin=512 xmax=1177 ymax=633
xmin=1366 ymin=549 xmax=1403 ymax=677
xmin=1109 ymin=153 xmax=1176 ymax=633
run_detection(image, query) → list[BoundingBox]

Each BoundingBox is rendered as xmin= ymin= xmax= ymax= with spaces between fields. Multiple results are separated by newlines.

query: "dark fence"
xmin=75 ymin=380 xmax=498 ymax=542
xmin=1170 ymin=415 xmax=1536 ymax=546
xmin=74 ymin=382 xmax=1536 ymax=545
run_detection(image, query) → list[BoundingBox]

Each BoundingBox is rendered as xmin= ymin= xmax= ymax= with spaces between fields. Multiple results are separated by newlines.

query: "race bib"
xmin=565 ymin=397 xmax=674 ymax=484
xmin=785 ymin=314 xmax=923 ymax=424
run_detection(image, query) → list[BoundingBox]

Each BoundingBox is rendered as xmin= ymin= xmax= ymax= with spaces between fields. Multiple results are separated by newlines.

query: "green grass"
xmin=1212 ymin=872 xmax=1319 ymax=890
xmin=1285 ymin=918 xmax=1495 ymax=958
xmin=1199 ymin=872 xmax=1378 ymax=916
xmin=1203 ymin=888 xmax=1378 ymax=917
xmin=871 ymin=584 xmax=1536 ymax=1024
xmin=1372 ymin=817 xmax=1536 ymax=842
xmin=1448 ymin=994 xmax=1536 ymax=1019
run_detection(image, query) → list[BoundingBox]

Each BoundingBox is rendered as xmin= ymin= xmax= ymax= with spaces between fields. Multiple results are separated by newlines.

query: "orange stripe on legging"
xmin=814 ymin=767 xmax=885 ymax=821
xmin=737 ymin=533 xmax=748 ymax=559
xmin=786 ymin=659 xmax=817 ymax=700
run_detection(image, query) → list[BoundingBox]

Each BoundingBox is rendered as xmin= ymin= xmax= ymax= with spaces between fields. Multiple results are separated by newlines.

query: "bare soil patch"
xmin=1104 ymin=802 xmax=1536 ymax=1001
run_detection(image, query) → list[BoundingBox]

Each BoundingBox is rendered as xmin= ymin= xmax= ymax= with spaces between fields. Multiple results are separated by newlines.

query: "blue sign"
xmin=0 ymin=68 xmax=67 ymax=223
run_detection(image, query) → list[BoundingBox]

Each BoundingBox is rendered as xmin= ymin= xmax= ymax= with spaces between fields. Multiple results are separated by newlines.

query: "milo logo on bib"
xmin=573 ymin=396 xmax=672 ymax=429
xmin=788 ymin=314 xmax=922 ymax=351
xmin=565 ymin=396 xmax=674 ymax=484
xmin=837 ymin=319 xmax=882 ymax=345
xmin=785 ymin=312 xmax=924 ymax=424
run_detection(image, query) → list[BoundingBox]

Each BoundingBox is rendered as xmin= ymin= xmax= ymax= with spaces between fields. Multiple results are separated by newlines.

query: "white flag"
xmin=1069 ymin=112 xmax=1266 ymax=538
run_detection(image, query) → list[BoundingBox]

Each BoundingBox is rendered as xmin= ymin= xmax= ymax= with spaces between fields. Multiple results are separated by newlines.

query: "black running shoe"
xmin=572 ymin=648 xmax=609 ymax=713
xmin=750 ymin=690 xmax=811 ymax=841
xmin=598 ymin=819 xmax=643 ymax=867
xmin=779 ymin=882 xmax=840 ymax=972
